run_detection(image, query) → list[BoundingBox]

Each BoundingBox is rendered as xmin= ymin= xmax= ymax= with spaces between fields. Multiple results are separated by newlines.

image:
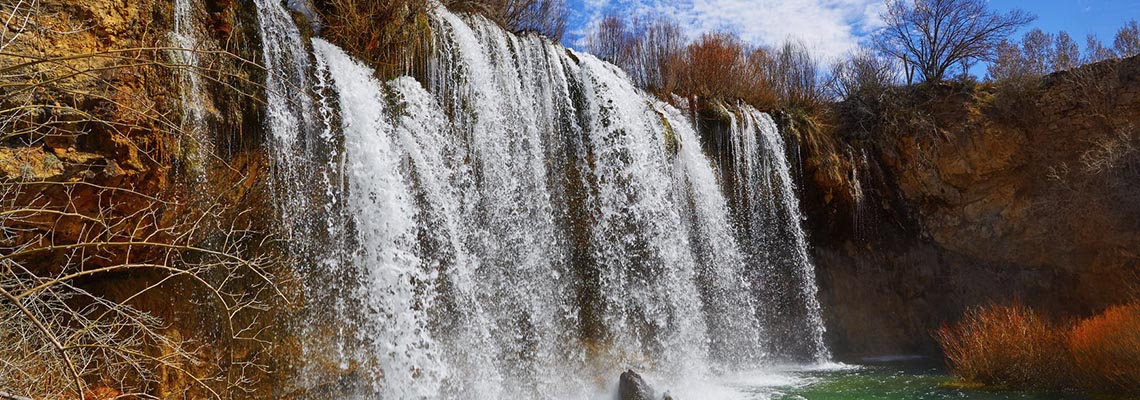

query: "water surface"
xmin=659 ymin=358 xmax=1090 ymax=400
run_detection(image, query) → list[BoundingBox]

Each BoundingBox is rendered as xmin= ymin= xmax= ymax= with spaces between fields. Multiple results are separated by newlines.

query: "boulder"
xmin=618 ymin=369 xmax=654 ymax=400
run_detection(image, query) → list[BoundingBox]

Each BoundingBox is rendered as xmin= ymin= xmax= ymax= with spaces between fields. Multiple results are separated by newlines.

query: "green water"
xmin=753 ymin=359 xmax=1091 ymax=400
xmin=663 ymin=357 xmax=1097 ymax=400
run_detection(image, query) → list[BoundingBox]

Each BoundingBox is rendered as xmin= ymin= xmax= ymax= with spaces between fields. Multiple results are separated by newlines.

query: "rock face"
xmin=1 ymin=1 xmax=287 ymax=398
xmin=796 ymin=55 xmax=1140 ymax=356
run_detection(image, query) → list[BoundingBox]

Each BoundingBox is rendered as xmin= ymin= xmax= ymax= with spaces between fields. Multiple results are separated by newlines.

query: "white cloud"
xmin=571 ymin=0 xmax=886 ymax=62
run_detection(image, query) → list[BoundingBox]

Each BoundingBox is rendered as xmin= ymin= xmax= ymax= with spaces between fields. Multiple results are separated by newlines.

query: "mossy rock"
xmin=651 ymin=107 xmax=680 ymax=156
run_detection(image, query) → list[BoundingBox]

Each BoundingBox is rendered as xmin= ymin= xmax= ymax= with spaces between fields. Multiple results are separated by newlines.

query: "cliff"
xmin=797 ymin=55 xmax=1140 ymax=357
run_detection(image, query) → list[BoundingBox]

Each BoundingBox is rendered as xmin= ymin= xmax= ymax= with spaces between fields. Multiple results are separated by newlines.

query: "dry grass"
xmin=936 ymin=302 xmax=1072 ymax=389
xmin=1068 ymin=303 xmax=1140 ymax=393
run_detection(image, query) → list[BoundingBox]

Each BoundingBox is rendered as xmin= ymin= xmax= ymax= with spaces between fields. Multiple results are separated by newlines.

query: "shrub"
xmin=828 ymin=49 xmax=898 ymax=136
xmin=583 ymin=16 xmax=783 ymax=110
xmin=1068 ymin=303 xmax=1140 ymax=393
xmin=827 ymin=49 xmax=897 ymax=101
xmin=936 ymin=302 xmax=1072 ymax=389
xmin=937 ymin=302 xmax=1140 ymax=395
xmin=683 ymin=32 xmax=750 ymax=100
xmin=734 ymin=48 xmax=777 ymax=109
xmin=764 ymin=41 xmax=824 ymax=111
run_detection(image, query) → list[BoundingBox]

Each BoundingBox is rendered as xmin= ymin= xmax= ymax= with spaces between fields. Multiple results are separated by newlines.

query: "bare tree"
xmin=1052 ymin=31 xmax=1080 ymax=71
xmin=987 ymin=28 xmax=1068 ymax=82
xmin=767 ymin=40 xmax=824 ymax=109
xmin=629 ymin=16 xmax=686 ymax=93
xmin=585 ymin=15 xmax=631 ymax=67
xmin=987 ymin=39 xmax=1029 ymax=82
xmin=1085 ymin=34 xmax=1117 ymax=64
xmin=828 ymin=48 xmax=898 ymax=100
xmin=1115 ymin=19 xmax=1140 ymax=58
xmin=586 ymin=15 xmax=689 ymax=97
xmin=874 ymin=0 xmax=1035 ymax=83
xmin=1021 ymin=28 xmax=1054 ymax=76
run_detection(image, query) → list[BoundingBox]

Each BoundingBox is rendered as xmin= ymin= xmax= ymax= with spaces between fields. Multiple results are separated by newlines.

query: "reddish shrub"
xmin=935 ymin=302 xmax=1072 ymax=389
xmin=1068 ymin=303 xmax=1140 ymax=393
xmin=584 ymin=18 xmax=781 ymax=110
xmin=683 ymin=32 xmax=747 ymax=99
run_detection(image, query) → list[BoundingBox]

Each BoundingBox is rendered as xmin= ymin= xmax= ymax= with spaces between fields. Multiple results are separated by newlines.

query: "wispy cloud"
xmin=567 ymin=0 xmax=886 ymax=62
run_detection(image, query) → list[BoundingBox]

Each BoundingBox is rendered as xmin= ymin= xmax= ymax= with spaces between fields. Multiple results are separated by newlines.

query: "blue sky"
xmin=991 ymin=0 xmax=1139 ymax=44
xmin=562 ymin=0 xmax=1140 ymax=66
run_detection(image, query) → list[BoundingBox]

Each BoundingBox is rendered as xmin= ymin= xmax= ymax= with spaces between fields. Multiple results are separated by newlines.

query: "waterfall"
xmin=312 ymin=40 xmax=445 ymax=398
xmin=423 ymin=12 xmax=583 ymax=398
xmin=661 ymin=103 xmax=766 ymax=366
xmin=254 ymin=0 xmax=329 ymax=238
xmin=249 ymin=3 xmax=832 ymax=397
xmin=254 ymin=0 xmax=313 ymax=150
xmin=730 ymin=108 xmax=830 ymax=362
xmin=169 ymin=0 xmax=210 ymax=175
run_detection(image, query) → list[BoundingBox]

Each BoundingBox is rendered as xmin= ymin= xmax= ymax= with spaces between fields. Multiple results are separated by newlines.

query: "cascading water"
xmin=424 ymin=13 xmax=582 ymax=398
xmin=169 ymin=0 xmax=211 ymax=176
xmin=250 ymin=2 xmax=833 ymax=398
xmin=254 ymin=0 xmax=313 ymax=151
xmin=312 ymin=40 xmax=445 ymax=398
xmin=729 ymin=108 xmax=831 ymax=362
xmin=661 ymin=103 xmax=766 ymax=366
xmin=253 ymin=0 xmax=333 ymax=241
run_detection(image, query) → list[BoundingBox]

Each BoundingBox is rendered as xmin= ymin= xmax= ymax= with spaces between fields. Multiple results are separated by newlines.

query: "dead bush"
xmin=1 ymin=3 xmax=288 ymax=398
xmin=828 ymin=49 xmax=898 ymax=136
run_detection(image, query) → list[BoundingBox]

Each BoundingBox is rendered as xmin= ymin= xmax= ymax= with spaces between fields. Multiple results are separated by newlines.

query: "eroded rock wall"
xmin=1 ymin=1 xmax=289 ymax=397
xmin=797 ymin=56 xmax=1140 ymax=357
